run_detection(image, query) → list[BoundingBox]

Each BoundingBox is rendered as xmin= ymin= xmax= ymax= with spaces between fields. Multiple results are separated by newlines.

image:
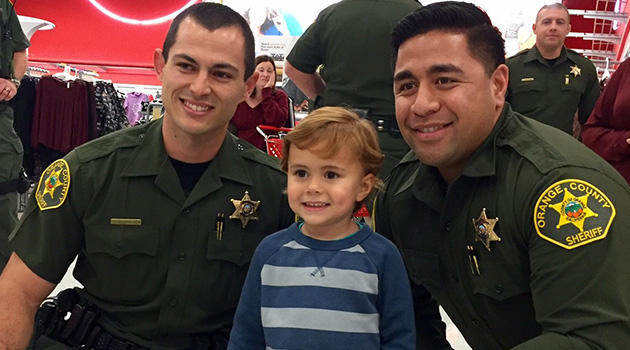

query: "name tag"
xmin=521 ymin=77 xmax=534 ymax=82
xmin=110 ymin=218 xmax=142 ymax=226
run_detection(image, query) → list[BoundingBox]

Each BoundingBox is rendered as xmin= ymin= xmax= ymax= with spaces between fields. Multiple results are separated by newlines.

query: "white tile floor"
xmin=53 ymin=258 xmax=472 ymax=349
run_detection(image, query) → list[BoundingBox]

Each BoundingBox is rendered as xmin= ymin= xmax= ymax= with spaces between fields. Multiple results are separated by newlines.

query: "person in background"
xmin=284 ymin=0 xmax=421 ymax=178
xmin=377 ymin=1 xmax=630 ymax=348
xmin=0 ymin=0 xmax=30 ymax=272
xmin=582 ymin=58 xmax=630 ymax=184
xmin=228 ymin=107 xmax=415 ymax=350
xmin=232 ymin=55 xmax=289 ymax=151
xmin=506 ymin=3 xmax=599 ymax=136
xmin=0 ymin=3 xmax=293 ymax=349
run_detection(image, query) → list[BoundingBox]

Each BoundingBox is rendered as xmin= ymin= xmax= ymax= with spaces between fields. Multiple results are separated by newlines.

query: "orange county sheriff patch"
xmin=534 ymin=179 xmax=615 ymax=249
xmin=35 ymin=159 xmax=70 ymax=211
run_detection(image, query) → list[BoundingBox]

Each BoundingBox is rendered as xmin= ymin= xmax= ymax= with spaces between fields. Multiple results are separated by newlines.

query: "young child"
xmin=227 ymin=107 xmax=415 ymax=350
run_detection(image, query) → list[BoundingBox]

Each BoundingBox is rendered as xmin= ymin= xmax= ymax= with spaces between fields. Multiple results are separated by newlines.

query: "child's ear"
xmin=356 ymin=173 xmax=377 ymax=202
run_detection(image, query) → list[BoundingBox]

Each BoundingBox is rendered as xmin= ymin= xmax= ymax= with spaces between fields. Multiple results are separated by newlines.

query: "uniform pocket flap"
xmin=85 ymin=224 xmax=159 ymax=259
xmin=471 ymin=260 xmax=530 ymax=301
xmin=206 ymin=231 xmax=265 ymax=267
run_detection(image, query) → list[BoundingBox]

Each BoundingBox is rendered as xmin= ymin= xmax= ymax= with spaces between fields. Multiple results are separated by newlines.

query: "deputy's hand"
xmin=0 ymin=78 xmax=17 ymax=102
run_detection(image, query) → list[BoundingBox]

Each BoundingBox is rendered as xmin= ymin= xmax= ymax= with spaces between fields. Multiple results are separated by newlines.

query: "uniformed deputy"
xmin=0 ymin=3 xmax=293 ymax=349
xmin=506 ymin=3 xmax=600 ymax=136
xmin=0 ymin=0 xmax=30 ymax=272
xmin=284 ymin=0 xmax=422 ymax=178
xmin=377 ymin=2 xmax=630 ymax=349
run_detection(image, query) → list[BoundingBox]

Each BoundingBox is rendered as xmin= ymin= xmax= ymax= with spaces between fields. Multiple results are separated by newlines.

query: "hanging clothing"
xmin=124 ymin=91 xmax=150 ymax=125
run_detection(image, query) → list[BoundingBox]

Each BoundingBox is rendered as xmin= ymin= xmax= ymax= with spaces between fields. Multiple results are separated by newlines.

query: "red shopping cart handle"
xmin=257 ymin=125 xmax=293 ymax=133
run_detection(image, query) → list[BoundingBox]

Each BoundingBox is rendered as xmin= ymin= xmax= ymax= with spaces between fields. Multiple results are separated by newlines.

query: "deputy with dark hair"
xmin=0 ymin=0 xmax=30 ymax=272
xmin=0 ymin=3 xmax=293 ymax=349
xmin=376 ymin=1 xmax=630 ymax=349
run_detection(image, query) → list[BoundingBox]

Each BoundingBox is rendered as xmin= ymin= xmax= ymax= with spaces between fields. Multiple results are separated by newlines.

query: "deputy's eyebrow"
xmin=172 ymin=53 xmax=197 ymax=64
xmin=393 ymin=70 xmax=414 ymax=82
xmin=428 ymin=64 xmax=464 ymax=75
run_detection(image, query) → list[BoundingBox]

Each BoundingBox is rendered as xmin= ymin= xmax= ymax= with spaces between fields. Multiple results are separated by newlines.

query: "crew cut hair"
xmin=162 ymin=3 xmax=256 ymax=80
xmin=392 ymin=1 xmax=505 ymax=76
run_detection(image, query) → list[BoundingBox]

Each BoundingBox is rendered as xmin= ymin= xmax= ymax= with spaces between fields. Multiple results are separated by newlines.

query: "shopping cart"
xmin=256 ymin=125 xmax=293 ymax=158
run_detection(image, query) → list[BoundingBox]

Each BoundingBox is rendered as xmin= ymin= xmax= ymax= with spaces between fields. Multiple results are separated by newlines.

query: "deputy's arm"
xmin=13 ymin=49 xmax=27 ymax=80
xmin=0 ymin=253 xmax=55 ymax=349
xmin=283 ymin=61 xmax=325 ymax=101
xmin=513 ymin=169 xmax=630 ymax=349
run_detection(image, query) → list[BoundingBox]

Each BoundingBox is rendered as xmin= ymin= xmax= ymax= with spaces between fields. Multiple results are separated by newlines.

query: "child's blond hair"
xmin=281 ymin=107 xmax=385 ymax=212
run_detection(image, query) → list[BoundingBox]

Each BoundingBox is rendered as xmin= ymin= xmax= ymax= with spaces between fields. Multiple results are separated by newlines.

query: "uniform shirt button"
xmin=495 ymin=284 xmax=504 ymax=294
xmin=169 ymin=298 xmax=178 ymax=306
xmin=178 ymin=252 xmax=186 ymax=261
xmin=182 ymin=208 xmax=191 ymax=214
xmin=445 ymin=222 xmax=452 ymax=231
xmin=115 ymin=243 xmax=122 ymax=252
xmin=138 ymin=134 xmax=145 ymax=139
xmin=472 ymin=319 xmax=480 ymax=327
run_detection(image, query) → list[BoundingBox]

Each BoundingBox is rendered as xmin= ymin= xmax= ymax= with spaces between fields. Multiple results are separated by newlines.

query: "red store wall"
xmin=15 ymin=0 xmax=204 ymax=84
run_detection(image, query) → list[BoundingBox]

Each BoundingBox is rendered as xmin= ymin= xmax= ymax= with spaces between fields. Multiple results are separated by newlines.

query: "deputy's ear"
xmin=154 ymin=49 xmax=165 ymax=81
xmin=491 ymin=64 xmax=509 ymax=109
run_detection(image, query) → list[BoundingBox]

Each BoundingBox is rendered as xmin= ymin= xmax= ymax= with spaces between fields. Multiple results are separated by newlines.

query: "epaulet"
xmin=74 ymin=124 xmax=148 ymax=163
xmin=233 ymin=135 xmax=284 ymax=173
xmin=509 ymin=48 xmax=531 ymax=59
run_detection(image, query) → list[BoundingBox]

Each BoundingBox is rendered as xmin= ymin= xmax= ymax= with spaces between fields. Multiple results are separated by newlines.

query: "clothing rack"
xmin=26 ymin=66 xmax=49 ymax=76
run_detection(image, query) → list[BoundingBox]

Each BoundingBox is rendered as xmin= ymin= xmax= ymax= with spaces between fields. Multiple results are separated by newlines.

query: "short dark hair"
xmin=392 ymin=1 xmax=505 ymax=76
xmin=162 ymin=3 xmax=256 ymax=80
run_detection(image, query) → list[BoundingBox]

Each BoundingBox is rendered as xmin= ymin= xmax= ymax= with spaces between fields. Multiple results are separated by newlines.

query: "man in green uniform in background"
xmin=0 ymin=0 xmax=29 ymax=272
xmin=376 ymin=2 xmax=630 ymax=349
xmin=506 ymin=3 xmax=599 ymax=136
xmin=0 ymin=3 xmax=293 ymax=349
xmin=284 ymin=0 xmax=422 ymax=178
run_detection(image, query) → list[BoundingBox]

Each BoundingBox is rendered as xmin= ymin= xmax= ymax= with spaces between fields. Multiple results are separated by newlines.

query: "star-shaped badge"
xmin=548 ymin=188 xmax=598 ymax=231
xmin=230 ymin=191 xmax=260 ymax=228
xmin=472 ymin=208 xmax=501 ymax=251
xmin=570 ymin=65 xmax=581 ymax=77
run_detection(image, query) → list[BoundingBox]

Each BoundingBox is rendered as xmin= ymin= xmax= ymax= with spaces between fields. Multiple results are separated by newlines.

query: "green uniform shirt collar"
xmin=121 ymin=118 xmax=253 ymax=187
xmin=525 ymin=45 xmax=577 ymax=67
xmin=460 ymin=104 xmax=513 ymax=179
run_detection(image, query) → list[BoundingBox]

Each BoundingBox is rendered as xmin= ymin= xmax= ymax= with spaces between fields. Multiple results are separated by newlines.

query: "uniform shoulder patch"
xmin=534 ymin=179 xmax=615 ymax=249
xmin=35 ymin=159 xmax=71 ymax=211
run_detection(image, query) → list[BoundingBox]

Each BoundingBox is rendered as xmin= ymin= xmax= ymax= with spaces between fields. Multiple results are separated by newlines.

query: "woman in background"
xmin=232 ymin=55 xmax=289 ymax=151
xmin=582 ymin=59 xmax=630 ymax=184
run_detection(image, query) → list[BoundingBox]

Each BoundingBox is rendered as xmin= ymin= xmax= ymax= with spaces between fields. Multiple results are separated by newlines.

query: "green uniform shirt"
xmin=0 ymin=0 xmax=30 ymax=271
xmin=506 ymin=46 xmax=600 ymax=134
xmin=286 ymin=0 xmax=421 ymax=117
xmin=375 ymin=106 xmax=630 ymax=349
xmin=10 ymin=119 xmax=294 ymax=348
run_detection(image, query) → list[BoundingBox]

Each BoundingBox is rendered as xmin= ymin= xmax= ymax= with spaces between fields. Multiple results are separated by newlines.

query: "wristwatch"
xmin=10 ymin=77 xmax=20 ymax=89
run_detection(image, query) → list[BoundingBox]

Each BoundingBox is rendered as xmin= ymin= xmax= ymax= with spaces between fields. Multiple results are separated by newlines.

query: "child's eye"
xmin=294 ymin=170 xmax=308 ymax=178
xmin=324 ymin=172 xmax=338 ymax=180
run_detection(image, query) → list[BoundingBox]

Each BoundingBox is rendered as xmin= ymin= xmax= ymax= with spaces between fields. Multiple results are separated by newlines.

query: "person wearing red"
xmin=582 ymin=59 xmax=630 ymax=184
xmin=232 ymin=55 xmax=288 ymax=150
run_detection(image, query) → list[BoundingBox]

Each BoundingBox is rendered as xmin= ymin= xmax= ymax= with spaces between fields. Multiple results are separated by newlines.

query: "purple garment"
xmin=124 ymin=92 xmax=149 ymax=125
